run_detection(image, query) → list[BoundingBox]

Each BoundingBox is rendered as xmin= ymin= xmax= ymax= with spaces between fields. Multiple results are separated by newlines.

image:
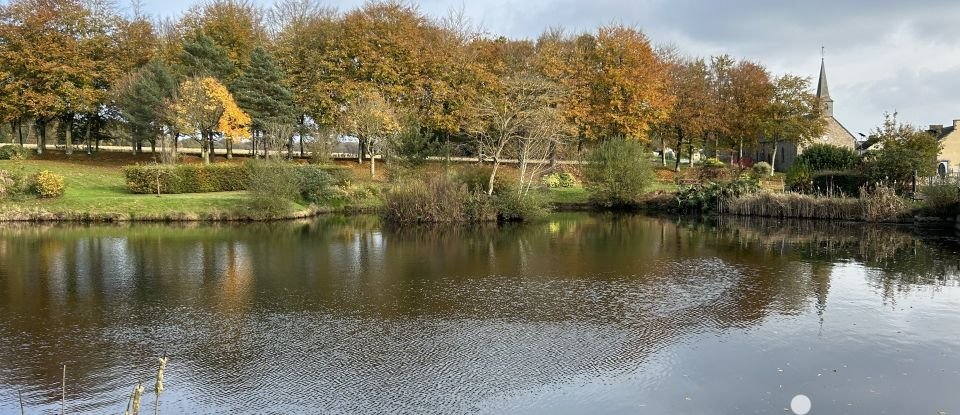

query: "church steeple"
xmin=817 ymin=55 xmax=834 ymax=117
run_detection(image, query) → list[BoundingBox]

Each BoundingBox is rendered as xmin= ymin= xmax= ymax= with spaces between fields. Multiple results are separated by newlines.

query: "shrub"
xmin=542 ymin=172 xmax=577 ymax=188
xmin=244 ymin=161 xmax=298 ymax=218
xmin=0 ymin=145 xmax=30 ymax=160
xmin=391 ymin=118 xmax=436 ymax=167
xmin=673 ymin=176 xmax=760 ymax=213
xmin=384 ymin=176 xmax=484 ymax=223
xmin=494 ymin=187 xmax=548 ymax=222
xmin=796 ymin=144 xmax=858 ymax=172
xmin=751 ymin=162 xmax=772 ymax=177
xmin=0 ymin=165 xmax=32 ymax=198
xmin=860 ymin=184 xmax=909 ymax=222
xmin=315 ymin=165 xmax=352 ymax=186
xmin=585 ymin=139 xmax=654 ymax=207
xmin=785 ymin=162 xmax=813 ymax=192
xmin=696 ymin=158 xmax=728 ymax=182
xmin=123 ymin=163 xmax=248 ymax=194
xmin=0 ymin=170 xmax=13 ymax=199
xmin=920 ymin=182 xmax=960 ymax=217
xmin=292 ymin=164 xmax=333 ymax=205
xmin=811 ymin=171 xmax=865 ymax=196
xmin=702 ymin=158 xmax=725 ymax=169
xmin=306 ymin=137 xmax=335 ymax=165
xmin=32 ymin=170 xmax=65 ymax=198
xmin=455 ymin=165 xmax=516 ymax=195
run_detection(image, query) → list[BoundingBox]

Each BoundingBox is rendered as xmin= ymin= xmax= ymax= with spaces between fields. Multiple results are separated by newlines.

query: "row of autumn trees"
xmin=0 ymin=0 xmax=825 ymax=173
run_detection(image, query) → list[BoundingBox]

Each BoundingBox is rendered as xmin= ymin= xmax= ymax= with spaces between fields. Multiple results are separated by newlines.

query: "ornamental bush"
xmin=0 ymin=145 xmax=30 ymax=160
xmin=292 ymin=164 xmax=333 ymax=204
xmin=751 ymin=162 xmax=772 ymax=177
xmin=585 ymin=139 xmax=655 ymax=207
xmin=543 ymin=172 xmax=578 ymax=188
xmin=32 ymin=170 xmax=65 ymax=198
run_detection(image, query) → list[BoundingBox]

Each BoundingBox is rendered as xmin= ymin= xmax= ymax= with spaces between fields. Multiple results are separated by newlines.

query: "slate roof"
xmin=817 ymin=59 xmax=831 ymax=100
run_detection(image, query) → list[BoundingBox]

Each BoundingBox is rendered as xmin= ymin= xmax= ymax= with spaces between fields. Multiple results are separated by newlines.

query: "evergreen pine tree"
xmin=177 ymin=33 xmax=236 ymax=81
xmin=116 ymin=59 xmax=178 ymax=152
xmin=231 ymin=47 xmax=294 ymax=156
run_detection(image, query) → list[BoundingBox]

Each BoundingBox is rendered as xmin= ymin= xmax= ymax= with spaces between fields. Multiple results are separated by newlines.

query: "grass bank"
xmin=0 ymin=153 xmax=598 ymax=222
xmin=0 ymin=146 xmax=737 ymax=223
xmin=0 ymin=158 xmax=383 ymax=222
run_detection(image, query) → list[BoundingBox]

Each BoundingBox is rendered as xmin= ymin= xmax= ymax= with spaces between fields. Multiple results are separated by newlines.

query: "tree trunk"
xmin=769 ymin=140 xmax=779 ymax=175
xmin=674 ymin=127 xmax=684 ymax=172
xmin=688 ymin=142 xmax=694 ymax=166
xmin=714 ymin=132 xmax=720 ymax=158
xmin=24 ymin=119 xmax=35 ymax=149
xmin=131 ymin=128 xmax=138 ymax=154
xmin=370 ymin=149 xmax=376 ymax=178
xmin=160 ymin=135 xmax=166 ymax=163
xmin=14 ymin=119 xmax=23 ymax=146
xmin=208 ymin=135 xmax=216 ymax=163
xmin=64 ymin=116 xmax=73 ymax=155
xmin=487 ymin=142 xmax=507 ymax=196
xmin=201 ymin=132 xmax=210 ymax=165
xmin=548 ymin=141 xmax=557 ymax=169
xmin=518 ymin=149 xmax=529 ymax=196
xmin=660 ymin=135 xmax=666 ymax=166
xmin=287 ymin=134 xmax=294 ymax=160
xmin=487 ymin=158 xmax=501 ymax=196
xmin=84 ymin=122 xmax=92 ymax=155
xmin=226 ymin=139 xmax=233 ymax=159
xmin=357 ymin=137 xmax=364 ymax=164
xmin=35 ymin=120 xmax=45 ymax=155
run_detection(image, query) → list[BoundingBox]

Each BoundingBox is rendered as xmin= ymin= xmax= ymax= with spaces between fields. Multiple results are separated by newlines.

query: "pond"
xmin=1 ymin=214 xmax=959 ymax=414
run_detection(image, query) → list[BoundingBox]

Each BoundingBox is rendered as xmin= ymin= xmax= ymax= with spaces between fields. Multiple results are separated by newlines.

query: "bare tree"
xmin=470 ymin=74 xmax=560 ymax=195
xmin=514 ymin=106 xmax=573 ymax=196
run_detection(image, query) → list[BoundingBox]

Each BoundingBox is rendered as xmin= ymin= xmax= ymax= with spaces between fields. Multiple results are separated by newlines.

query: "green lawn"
xmin=1 ymin=160 xmax=263 ymax=219
xmin=543 ymin=186 xmax=591 ymax=204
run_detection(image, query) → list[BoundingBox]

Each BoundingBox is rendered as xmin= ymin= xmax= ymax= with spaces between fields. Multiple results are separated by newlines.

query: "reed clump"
xmin=721 ymin=185 xmax=909 ymax=222
xmin=383 ymin=176 xmax=496 ymax=223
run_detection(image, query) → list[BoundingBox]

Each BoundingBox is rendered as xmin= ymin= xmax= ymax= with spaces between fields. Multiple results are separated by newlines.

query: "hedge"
xmin=124 ymin=164 xmax=249 ymax=194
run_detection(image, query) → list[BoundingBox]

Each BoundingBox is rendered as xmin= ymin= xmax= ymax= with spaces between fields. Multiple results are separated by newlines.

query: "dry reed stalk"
xmin=154 ymin=353 xmax=168 ymax=415
xmin=18 ymin=388 xmax=24 ymax=415
xmin=61 ymin=364 xmax=66 ymax=415
xmin=131 ymin=382 xmax=144 ymax=415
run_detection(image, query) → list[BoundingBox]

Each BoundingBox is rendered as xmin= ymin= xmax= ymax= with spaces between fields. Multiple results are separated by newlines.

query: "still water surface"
xmin=1 ymin=214 xmax=960 ymax=414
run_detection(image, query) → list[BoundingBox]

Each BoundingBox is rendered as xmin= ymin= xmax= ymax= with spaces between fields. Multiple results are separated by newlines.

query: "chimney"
xmin=954 ymin=120 xmax=960 ymax=129
xmin=930 ymin=124 xmax=944 ymax=136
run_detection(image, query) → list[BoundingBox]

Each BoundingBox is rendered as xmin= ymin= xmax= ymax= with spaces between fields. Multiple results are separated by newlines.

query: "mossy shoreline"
xmin=0 ymin=204 xmax=381 ymax=223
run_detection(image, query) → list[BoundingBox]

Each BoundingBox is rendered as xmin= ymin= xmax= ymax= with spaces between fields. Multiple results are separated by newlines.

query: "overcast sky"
xmin=140 ymin=0 xmax=960 ymax=136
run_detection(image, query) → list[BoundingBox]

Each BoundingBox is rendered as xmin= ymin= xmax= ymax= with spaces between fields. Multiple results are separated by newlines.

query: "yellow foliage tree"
xmin=340 ymin=88 xmax=400 ymax=178
xmin=172 ymin=77 xmax=250 ymax=163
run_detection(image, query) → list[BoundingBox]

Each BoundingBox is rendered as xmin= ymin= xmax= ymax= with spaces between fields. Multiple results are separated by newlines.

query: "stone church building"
xmin=752 ymin=59 xmax=858 ymax=171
